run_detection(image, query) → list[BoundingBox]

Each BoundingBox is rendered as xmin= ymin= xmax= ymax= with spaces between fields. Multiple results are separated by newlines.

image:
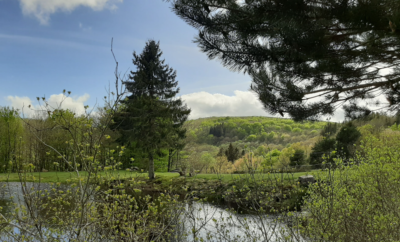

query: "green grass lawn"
xmin=0 ymin=170 xmax=318 ymax=183
xmin=0 ymin=170 xmax=177 ymax=183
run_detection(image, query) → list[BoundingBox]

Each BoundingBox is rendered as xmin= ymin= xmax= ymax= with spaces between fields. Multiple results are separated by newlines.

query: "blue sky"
xmin=0 ymin=0 xmax=343 ymax=121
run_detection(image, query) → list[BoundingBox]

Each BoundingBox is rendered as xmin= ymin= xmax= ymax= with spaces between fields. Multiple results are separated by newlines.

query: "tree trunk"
xmin=167 ymin=149 xmax=172 ymax=172
xmin=148 ymin=152 xmax=155 ymax=179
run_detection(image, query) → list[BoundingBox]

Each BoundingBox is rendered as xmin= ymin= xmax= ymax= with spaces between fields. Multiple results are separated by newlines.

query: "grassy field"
xmin=0 ymin=170 xmax=316 ymax=183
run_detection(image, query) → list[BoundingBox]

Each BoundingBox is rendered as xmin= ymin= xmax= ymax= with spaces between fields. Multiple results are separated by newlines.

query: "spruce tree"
xmin=168 ymin=0 xmax=400 ymax=121
xmin=225 ymin=143 xmax=240 ymax=162
xmin=114 ymin=40 xmax=190 ymax=179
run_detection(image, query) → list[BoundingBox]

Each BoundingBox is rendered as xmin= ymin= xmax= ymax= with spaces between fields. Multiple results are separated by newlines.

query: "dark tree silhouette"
xmin=114 ymin=40 xmax=190 ymax=179
xmin=225 ymin=143 xmax=240 ymax=162
xmin=167 ymin=0 xmax=400 ymax=121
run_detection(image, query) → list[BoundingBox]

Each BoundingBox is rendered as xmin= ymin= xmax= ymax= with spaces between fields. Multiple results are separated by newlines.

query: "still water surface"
xmin=0 ymin=182 xmax=305 ymax=242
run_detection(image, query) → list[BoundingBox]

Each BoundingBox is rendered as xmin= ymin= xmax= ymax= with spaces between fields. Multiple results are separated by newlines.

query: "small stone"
xmin=298 ymin=175 xmax=316 ymax=187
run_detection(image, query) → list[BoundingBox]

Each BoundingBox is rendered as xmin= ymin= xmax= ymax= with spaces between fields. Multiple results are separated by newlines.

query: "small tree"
xmin=114 ymin=40 xmax=190 ymax=179
xmin=309 ymin=137 xmax=336 ymax=165
xmin=217 ymin=147 xmax=224 ymax=157
xmin=289 ymin=149 xmax=305 ymax=167
xmin=335 ymin=122 xmax=361 ymax=160
xmin=225 ymin=143 xmax=240 ymax=163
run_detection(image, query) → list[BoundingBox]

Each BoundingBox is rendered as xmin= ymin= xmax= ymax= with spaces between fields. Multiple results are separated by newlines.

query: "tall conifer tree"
xmin=115 ymin=40 xmax=190 ymax=179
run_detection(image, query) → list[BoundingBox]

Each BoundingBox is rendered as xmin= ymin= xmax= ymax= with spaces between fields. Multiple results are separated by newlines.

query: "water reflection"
xmin=0 ymin=182 xmax=305 ymax=242
xmin=175 ymin=201 xmax=305 ymax=242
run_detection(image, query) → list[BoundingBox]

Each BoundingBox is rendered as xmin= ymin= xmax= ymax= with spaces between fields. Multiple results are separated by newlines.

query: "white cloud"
xmin=19 ymin=0 xmax=123 ymax=25
xmin=6 ymin=93 xmax=90 ymax=118
xmin=181 ymin=90 xmax=347 ymax=122
xmin=181 ymin=90 xmax=275 ymax=120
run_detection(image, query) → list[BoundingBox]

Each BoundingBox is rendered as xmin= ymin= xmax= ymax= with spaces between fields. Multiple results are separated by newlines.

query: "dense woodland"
xmin=1 ymin=103 xmax=398 ymax=176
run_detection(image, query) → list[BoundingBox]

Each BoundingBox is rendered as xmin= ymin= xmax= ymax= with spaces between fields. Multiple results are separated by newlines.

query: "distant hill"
xmin=183 ymin=116 xmax=327 ymax=152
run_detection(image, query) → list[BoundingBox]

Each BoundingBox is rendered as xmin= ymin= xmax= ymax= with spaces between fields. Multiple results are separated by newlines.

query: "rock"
xmin=298 ymin=175 xmax=316 ymax=187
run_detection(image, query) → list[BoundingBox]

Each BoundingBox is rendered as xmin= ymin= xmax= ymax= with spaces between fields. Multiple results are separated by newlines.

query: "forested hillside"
xmin=1 ymin=104 xmax=398 ymax=175
xmin=185 ymin=116 xmax=325 ymax=147
xmin=174 ymin=116 xmax=327 ymax=174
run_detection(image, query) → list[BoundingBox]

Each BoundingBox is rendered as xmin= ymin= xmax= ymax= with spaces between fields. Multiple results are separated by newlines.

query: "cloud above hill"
xmin=180 ymin=90 xmax=275 ymax=120
xmin=19 ymin=0 xmax=123 ymax=25
xmin=6 ymin=93 xmax=90 ymax=117
xmin=181 ymin=90 xmax=346 ymax=122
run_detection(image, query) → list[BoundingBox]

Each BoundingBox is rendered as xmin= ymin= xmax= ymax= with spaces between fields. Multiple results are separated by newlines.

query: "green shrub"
xmin=302 ymin=131 xmax=400 ymax=241
xmin=283 ymin=125 xmax=292 ymax=132
xmin=292 ymin=127 xmax=302 ymax=133
xmin=274 ymin=125 xmax=281 ymax=131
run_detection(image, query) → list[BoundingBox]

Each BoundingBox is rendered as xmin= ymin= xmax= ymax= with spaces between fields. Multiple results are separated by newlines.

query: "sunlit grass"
xmin=0 ymin=170 xmax=318 ymax=183
xmin=0 ymin=170 xmax=177 ymax=183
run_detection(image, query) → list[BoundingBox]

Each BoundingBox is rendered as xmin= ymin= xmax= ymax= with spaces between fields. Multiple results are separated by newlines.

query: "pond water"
xmin=0 ymin=182 xmax=306 ymax=242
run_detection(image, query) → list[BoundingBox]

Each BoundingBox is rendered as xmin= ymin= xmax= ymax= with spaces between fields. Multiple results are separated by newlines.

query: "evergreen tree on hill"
xmin=114 ymin=40 xmax=190 ymax=179
xmin=225 ymin=143 xmax=240 ymax=163
xmin=335 ymin=122 xmax=361 ymax=160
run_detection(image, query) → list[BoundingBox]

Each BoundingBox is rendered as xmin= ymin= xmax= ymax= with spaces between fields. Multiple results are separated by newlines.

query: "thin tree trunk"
xmin=167 ymin=149 xmax=172 ymax=172
xmin=148 ymin=152 xmax=155 ymax=179
xmin=176 ymin=151 xmax=179 ymax=169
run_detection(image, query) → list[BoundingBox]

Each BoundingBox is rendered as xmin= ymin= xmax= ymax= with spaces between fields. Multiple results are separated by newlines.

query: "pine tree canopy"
xmin=113 ymin=40 xmax=190 ymax=178
xmin=167 ymin=0 xmax=400 ymax=121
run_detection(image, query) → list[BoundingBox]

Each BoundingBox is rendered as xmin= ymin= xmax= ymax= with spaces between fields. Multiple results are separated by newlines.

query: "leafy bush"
xmin=303 ymin=131 xmax=400 ymax=241
xmin=292 ymin=127 xmax=302 ymax=133
xmin=283 ymin=125 xmax=292 ymax=132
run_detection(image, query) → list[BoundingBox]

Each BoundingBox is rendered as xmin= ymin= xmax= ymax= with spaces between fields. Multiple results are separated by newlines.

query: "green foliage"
xmin=246 ymin=134 xmax=257 ymax=142
xmin=170 ymin=0 xmax=400 ymax=120
xmin=310 ymin=122 xmax=361 ymax=165
xmin=259 ymin=131 xmax=268 ymax=142
xmin=309 ymin=137 xmax=336 ymax=165
xmin=289 ymin=149 xmax=305 ymax=166
xmin=283 ymin=125 xmax=292 ymax=132
xmin=304 ymin=131 xmax=400 ymax=241
xmin=200 ymin=152 xmax=215 ymax=170
xmin=224 ymin=143 xmax=240 ymax=163
xmin=262 ymin=149 xmax=281 ymax=167
xmin=209 ymin=123 xmax=225 ymax=137
xmin=292 ymin=127 xmax=302 ymax=133
xmin=335 ymin=122 xmax=361 ymax=159
xmin=113 ymin=40 xmax=190 ymax=179
xmin=0 ymin=107 xmax=24 ymax=172
xmin=320 ymin=122 xmax=339 ymax=137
